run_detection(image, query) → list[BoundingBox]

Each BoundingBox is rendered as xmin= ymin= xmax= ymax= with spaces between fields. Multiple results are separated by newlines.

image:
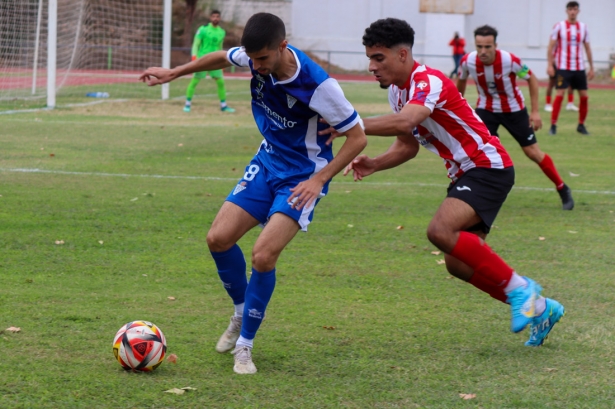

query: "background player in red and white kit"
xmin=323 ymin=18 xmax=564 ymax=347
xmin=456 ymin=25 xmax=574 ymax=210
xmin=545 ymin=44 xmax=577 ymax=113
xmin=547 ymin=1 xmax=594 ymax=135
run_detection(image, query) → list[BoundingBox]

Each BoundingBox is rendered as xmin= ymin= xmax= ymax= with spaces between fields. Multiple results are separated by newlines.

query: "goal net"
xmin=0 ymin=0 xmax=167 ymax=108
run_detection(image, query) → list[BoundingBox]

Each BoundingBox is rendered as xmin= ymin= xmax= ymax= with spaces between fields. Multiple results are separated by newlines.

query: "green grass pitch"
xmin=0 ymin=79 xmax=614 ymax=408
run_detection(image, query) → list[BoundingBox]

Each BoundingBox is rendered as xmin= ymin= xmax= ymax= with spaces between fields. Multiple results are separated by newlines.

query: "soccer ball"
xmin=112 ymin=320 xmax=167 ymax=371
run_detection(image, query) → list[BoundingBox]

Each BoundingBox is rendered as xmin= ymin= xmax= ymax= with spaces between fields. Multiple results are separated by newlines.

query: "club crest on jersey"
xmin=286 ymin=94 xmax=297 ymax=109
xmin=416 ymin=81 xmax=428 ymax=90
xmin=233 ymin=181 xmax=247 ymax=195
xmin=255 ymin=73 xmax=266 ymax=83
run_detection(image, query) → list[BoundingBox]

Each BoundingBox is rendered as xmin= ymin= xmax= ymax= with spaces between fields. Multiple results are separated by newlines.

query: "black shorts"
xmin=447 ymin=167 xmax=515 ymax=234
xmin=556 ymin=69 xmax=588 ymax=90
xmin=476 ymin=108 xmax=537 ymax=148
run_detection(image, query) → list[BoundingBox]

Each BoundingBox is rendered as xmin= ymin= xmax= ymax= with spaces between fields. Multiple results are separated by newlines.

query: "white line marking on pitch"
xmin=1 ymin=168 xmax=614 ymax=195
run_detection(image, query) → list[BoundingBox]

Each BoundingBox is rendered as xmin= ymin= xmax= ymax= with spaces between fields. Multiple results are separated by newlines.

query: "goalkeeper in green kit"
xmin=184 ymin=9 xmax=235 ymax=113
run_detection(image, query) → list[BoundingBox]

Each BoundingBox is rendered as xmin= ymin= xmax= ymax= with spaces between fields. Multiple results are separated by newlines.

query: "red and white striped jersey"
xmin=550 ymin=20 xmax=590 ymax=71
xmin=458 ymin=50 xmax=531 ymax=113
xmin=388 ymin=62 xmax=513 ymax=182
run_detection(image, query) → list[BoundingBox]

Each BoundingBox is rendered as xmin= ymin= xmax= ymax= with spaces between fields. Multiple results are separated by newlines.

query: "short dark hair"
xmin=241 ymin=13 xmax=286 ymax=53
xmin=474 ymin=25 xmax=498 ymax=41
xmin=566 ymin=1 xmax=579 ymax=8
xmin=210 ymin=9 xmax=221 ymax=16
xmin=362 ymin=18 xmax=415 ymax=49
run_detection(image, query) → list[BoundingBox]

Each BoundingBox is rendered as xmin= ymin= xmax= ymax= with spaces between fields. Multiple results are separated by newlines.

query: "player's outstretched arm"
xmin=584 ymin=42 xmax=594 ymax=80
xmin=527 ymin=74 xmax=542 ymax=130
xmin=364 ymin=104 xmax=431 ymax=136
xmin=345 ymin=135 xmax=419 ymax=181
xmin=289 ymin=123 xmax=367 ymax=210
xmin=139 ymin=50 xmax=231 ymax=86
xmin=546 ymin=39 xmax=557 ymax=77
xmin=456 ymin=78 xmax=467 ymax=96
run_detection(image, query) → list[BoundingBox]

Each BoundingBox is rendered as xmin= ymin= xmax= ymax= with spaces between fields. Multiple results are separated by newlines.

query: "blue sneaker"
xmin=507 ymin=277 xmax=542 ymax=333
xmin=525 ymin=299 xmax=565 ymax=347
xmin=221 ymin=106 xmax=235 ymax=113
xmin=183 ymin=104 xmax=191 ymax=113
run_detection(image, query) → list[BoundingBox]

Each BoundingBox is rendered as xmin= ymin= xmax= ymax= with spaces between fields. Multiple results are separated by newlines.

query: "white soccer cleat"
xmin=544 ymin=104 xmax=553 ymax=112
xmin=215 ymin=316 xmax=242 ymax=353
xmin=566 ymin=102 xmax=579 ymax=111
xmin=231 ymin=346 xmax=257 ymax=374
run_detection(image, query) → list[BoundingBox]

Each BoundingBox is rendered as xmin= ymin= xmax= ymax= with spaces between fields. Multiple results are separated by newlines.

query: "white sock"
xmin=220 ymin=101 xmax=227 ymax=109
xmin=236 ymin=335 xmax=253 ymax=349
xmin=534 ymin=296 xmax=546 ymax=316
xmin=185 ymin=100 xmax=191 ymax=106
xmin=234 ymin=303 xmax=244 ymax=318
xmin=504 ymin=272 xmax=527 ymax=294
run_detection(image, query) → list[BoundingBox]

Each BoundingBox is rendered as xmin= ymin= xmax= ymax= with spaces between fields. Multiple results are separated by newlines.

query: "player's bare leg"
xmin=207 ymin=202 xmax=261 ymax=354
xmin=576 ymin=89 xmax=590 ymax=135
xmin=549 ymin=88 xmax=566 ymax=135
xmin=545 ymin=77 xmax=555 ymax=112
xmin=427 ymin=198 xmax=540 ymax=332
xmin=232 ymin=212 xmax=300 ymax=374
xmin=521 ymin=144 xmax=574 ymax=210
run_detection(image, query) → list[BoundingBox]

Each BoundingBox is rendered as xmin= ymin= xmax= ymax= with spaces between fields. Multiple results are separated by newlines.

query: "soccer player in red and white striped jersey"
xmin=323 ymin=18 xmax=564 ymax=347
xmin=456 ymin=25 xmax=574 ymax=210
xmin=547 ymin=1 xmax=594 ymax=135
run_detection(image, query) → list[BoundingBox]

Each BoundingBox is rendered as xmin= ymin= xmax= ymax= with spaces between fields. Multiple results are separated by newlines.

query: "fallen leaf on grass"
xmin=322 ymin=326 xmax=335 ymax=330
xmin=98 ymin=240 xmax=104 ymax=245
xmin=55 ymin=240 xmax=64 ymax=245
xmin=568 ymin=231 xmax=577 ymax=234
xmin=177 ymin=143 xmax=183 ymax=147
xmin=396 ymin=225 xmax=404 ymax=230
xmin=167 ymin=296 xmax=176 ymax=301
xmin=431 ymin=251 xmax=441 ymax=255
xmin=347 ymin=224 xmax=353 ymax=228
xmin=436 ymin=259 xmax=446 ymax=265
xmin=167 ymin=354 xmax=178 ymax=364
xmin=569 ymin=172 xmax=580 ymax=177
xmin=164 ymin=387 xmax=196 ymax=395
xmin=459 ymin=393 xmax=476 ymax=400
xmin=142 ymin=274 xmax=148 ymax=277
xmin=6 ymin=327 xmax=21 ymax=333
xmin=345 ymin=190 xmax=352 ymax=193
xmin=49 ymin=153 xmax=55 ymax=157
xmin=164 ymin=388 xmax=185 ymax=395
xmin=130 ymin=197 xmax=138 ymax=201
xmin=544 ymin=367 xmax=557 ymax=372
xmin=538 ymin=236 xmax=546 ymax=241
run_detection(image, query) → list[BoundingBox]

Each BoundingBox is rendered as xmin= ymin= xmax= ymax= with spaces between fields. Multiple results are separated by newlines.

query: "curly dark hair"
xmin=241 ymin=13 xmax=286 ymax=53
xmin=362 ymin=18 xmax=415 ymax=48
xmin=474 ymin=25 xmax=498 ymax=41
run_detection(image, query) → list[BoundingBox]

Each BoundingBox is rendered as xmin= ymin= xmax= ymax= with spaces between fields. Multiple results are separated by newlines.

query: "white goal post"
xmin=0 ymin=0 xmax=172 ymax=109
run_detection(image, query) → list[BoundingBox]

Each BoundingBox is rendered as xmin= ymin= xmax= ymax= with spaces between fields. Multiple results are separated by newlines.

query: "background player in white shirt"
xmin=547 ymin=1 xmax=594 ymax=135
xmin=324 ymin=18 xmax=564 ymax=348
xmin=140 ymin=13 xmax=367 ymax=375
xmin=456 ymin=25 xmax=574 ymax=210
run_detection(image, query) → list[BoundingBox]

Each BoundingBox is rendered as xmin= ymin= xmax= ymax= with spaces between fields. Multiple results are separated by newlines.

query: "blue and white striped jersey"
xmin=226 ymin=45 xmax=360 ymax=181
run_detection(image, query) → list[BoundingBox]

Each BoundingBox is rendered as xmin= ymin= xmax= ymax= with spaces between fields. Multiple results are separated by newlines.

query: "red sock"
xmin=538 ymin=154 xmax=564 ymax=190
xmin=568 ymin=93 xmax=574 ymax=103
xmin=579 ymin=96 xmax=588 ymax=124
xmin=551 ymin=95 xmax=564 ymax=125
xmin=469 ymin=272 xmax=507 ymax=303
xmin=449 ymin=232 xmax=514 ymax=288
xmin=546 ymin=95 xmax=552 ymax=104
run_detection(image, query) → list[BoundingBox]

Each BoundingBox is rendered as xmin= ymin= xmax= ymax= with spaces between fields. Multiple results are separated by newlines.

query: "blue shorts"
xmin=225 ymin=157 xmax=325 ymax=232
